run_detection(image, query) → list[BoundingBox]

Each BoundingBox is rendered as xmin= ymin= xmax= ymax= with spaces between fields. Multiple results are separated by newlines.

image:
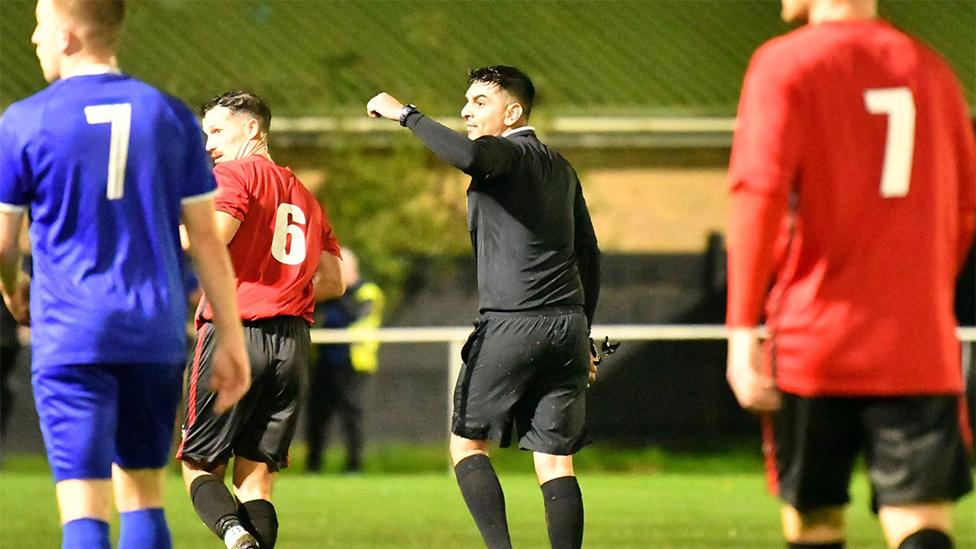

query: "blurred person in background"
xmin=367 ymin=65 xmax=601 ymax=549
xmin=177 ymin=90 xmax=344 ymax=549
xmin=726 ymin=0 xmax=975 ymax=548
xmin=305 ymin=247 xmax=385 ymax=474
xmin=0 ymin=1 xmax=250 ymax=548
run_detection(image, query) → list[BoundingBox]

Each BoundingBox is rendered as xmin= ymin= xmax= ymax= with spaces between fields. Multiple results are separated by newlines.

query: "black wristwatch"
xmin=399 ymin=104 xmax=418 ymax=127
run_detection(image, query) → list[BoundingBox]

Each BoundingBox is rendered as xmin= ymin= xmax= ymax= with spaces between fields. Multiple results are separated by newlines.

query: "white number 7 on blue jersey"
xmin=84 ymin=103 xmax=132 ymax=200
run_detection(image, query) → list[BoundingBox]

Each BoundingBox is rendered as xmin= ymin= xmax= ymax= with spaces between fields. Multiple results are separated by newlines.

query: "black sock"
xmin=540 ymin=476 xmax=584 ymax=549
xmin=787 ymin=543 xmax=844 ymax=548
xmin=239 ymin=499 xmax=279 ymax=548
xmin=898 ymin=529 xmax=953 ymax=549
xmin=454 ymin=454 xmax=512 ymax=549
xmin=189 ymin=474 xmax=241 ymax=539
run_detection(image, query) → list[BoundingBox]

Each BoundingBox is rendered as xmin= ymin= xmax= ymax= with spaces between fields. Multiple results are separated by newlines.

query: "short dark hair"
xmin=200 ymin=90 xmax=272 ymax=134
xmin=57 ymin=0 xmax=126 ymax=49
xmin=468 ymin=65 xmax=535 ymax=119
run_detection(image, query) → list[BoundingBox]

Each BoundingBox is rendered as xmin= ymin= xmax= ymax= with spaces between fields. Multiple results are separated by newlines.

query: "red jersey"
xmin=198 ymin=155 xmax=341 ymax=325
xmin=727 ymin=20 xmax=976 ymax=396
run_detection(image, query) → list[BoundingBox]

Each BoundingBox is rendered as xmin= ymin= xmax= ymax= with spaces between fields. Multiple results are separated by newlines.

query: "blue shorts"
xmin=32 ymin=362 xmax=184 ymax=481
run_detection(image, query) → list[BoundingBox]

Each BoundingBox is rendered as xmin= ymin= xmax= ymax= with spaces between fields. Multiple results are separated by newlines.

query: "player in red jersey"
xmin=726 ymin=1 xmax=975 ymax=548
xmin=176 ymin=90 xmax=344 ymax=549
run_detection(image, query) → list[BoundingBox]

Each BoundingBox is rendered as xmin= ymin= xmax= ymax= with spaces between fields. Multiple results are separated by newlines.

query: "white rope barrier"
xmin=310 ymin=324 xmax=976 ymax=344
xmin=308 ymin=323 xmax=975 ymax=468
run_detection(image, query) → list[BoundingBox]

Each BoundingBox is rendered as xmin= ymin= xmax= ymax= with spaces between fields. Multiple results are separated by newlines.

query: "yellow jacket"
xmin=347 ymin=281 xmax=384 ymax=373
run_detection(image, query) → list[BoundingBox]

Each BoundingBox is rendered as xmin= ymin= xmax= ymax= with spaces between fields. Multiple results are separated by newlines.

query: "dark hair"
xmin=468 ymin=65 xmax=535 ymax=119
xmin=200 ymin=90 xmax=272 ymax=134
xmin=57 ymin=0 xmax=126 ymax=49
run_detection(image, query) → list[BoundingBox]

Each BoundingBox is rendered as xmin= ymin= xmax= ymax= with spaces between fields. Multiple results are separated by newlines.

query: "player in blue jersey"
xmin=0 ymin=1 xmax=251 ymax=548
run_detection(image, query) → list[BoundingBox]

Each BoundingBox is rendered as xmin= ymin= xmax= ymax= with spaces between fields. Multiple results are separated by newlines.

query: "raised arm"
xmin=366 ymin=93 xmax=517 ymax=179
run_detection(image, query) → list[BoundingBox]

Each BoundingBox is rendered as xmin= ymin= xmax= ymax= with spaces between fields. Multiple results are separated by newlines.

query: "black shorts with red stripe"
xmin=176 ymin=316 xmax=309 ymax=471
xmin=762 ymin=392 xmax=973 ymax=513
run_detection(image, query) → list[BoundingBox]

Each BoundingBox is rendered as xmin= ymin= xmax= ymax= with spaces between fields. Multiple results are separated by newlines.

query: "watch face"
xmin=399 ymin=105 xmax=416 ymax=126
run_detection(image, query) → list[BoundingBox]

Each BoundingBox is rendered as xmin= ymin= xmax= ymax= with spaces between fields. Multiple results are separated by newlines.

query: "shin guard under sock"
xmin=62 ymin=518 xmax=110 ymax=549
xmin=189 ymin=474 xmax=242 ymax=539
xmin=239 ymin=498 xmax=279 ymax=548
xmin=540 ymin=476 xmax=584 ymax=549
xmin=119 ymin=508 xmax=171 ymax=549
xmin=454 ymin=454 xmax=512 ymax=549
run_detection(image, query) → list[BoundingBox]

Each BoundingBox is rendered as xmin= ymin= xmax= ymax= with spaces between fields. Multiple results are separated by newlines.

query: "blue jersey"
xmin=0 ymin=72 xmax=217 ymax=369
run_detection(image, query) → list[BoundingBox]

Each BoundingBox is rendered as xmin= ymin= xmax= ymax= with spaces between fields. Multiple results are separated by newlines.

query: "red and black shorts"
xmin=176 ymin=316 xmax=309 ymax=471
xmin=763 ymin=392 xmax=973 ymax=512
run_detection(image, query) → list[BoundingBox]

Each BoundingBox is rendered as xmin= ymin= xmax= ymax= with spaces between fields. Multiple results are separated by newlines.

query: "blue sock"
xmin=119 ymin=508 xmax=172 ymax=549
xmin=62 ymin=518 xmax=110 ymax=549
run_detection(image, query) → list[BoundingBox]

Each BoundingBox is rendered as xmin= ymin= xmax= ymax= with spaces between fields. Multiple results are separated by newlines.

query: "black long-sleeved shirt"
xmin=405 ymin=113 xmax=601 ymax=326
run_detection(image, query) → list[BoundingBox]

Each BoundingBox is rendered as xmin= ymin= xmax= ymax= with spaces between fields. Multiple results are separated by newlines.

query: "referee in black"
xmin=368 ymin=65 xmax=600 ymax=549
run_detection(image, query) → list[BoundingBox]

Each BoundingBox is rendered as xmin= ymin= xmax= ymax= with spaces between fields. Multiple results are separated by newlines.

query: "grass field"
xmin=1 ymin=446 xmax=973 ymax=548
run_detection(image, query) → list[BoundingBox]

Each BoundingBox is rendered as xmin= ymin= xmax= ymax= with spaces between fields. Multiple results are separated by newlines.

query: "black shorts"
xmin=452 ymin=306 xmax=590 ymax=455
xmin=764 ymin=392 xmax=974 ymax=512
xmin=176 ymin=316 xmax=309 ymax=471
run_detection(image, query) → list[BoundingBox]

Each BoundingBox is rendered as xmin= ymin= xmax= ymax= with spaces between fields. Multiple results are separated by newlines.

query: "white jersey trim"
xmin=503 ymin=126 xmax=535 ymax=137
xmin=62 ymin=64 xmax=121 ymax=79
xmin=180 ymin=189 xmax=218 ymax=205
xmin=0 ymin=202 xmax=28 ymax=213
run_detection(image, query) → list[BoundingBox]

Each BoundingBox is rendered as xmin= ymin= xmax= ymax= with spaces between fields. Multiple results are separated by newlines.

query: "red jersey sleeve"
xmin=726 ymin=44 xmax=802 ymax=327
xmin=212 ymin=163 xmax=250 ymax=222
xmin=728 ymin=43 xmax=804 ymax=199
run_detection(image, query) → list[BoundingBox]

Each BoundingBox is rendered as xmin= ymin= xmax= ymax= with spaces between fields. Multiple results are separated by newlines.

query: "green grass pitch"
xmin=1 ymin=448 xmax=972 ymax=548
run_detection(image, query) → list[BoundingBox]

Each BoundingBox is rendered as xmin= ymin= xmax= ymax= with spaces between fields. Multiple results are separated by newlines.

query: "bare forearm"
xmin=0 ymin=247 xmax=21 ymax=297
xmin=182 ymin=200 xmax=243 ymax=337
xmin=314 ymin=278 xmax=344 ymax=301
xmin=0 ymin=211 xmax=24 ymax=296
xmin=188 ymin=233 xmax=240 ymax=332
xmin=313 ymin=252 xmax=345 ymax=301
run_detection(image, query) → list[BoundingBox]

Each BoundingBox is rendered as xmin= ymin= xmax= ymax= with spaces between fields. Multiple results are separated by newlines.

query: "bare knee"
xmin=879 ymin=503 xmax=953 ymax=548
xmin=56 ymin=479 xmax=113 ymax=524
xmin=450 ymin=434 xmax=489 ymax=466
xmin=181 ymin=460 xmax=226 ymax=493
xmin=781 ymin=505 xmax=846 ymax=544
xmin=533 ymin=452 xmax=574 ymax=485
xmin=112 ymin=465 xmax=166 ymax=512
xmin=233 ymin=457 xmax=276 ymax=502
